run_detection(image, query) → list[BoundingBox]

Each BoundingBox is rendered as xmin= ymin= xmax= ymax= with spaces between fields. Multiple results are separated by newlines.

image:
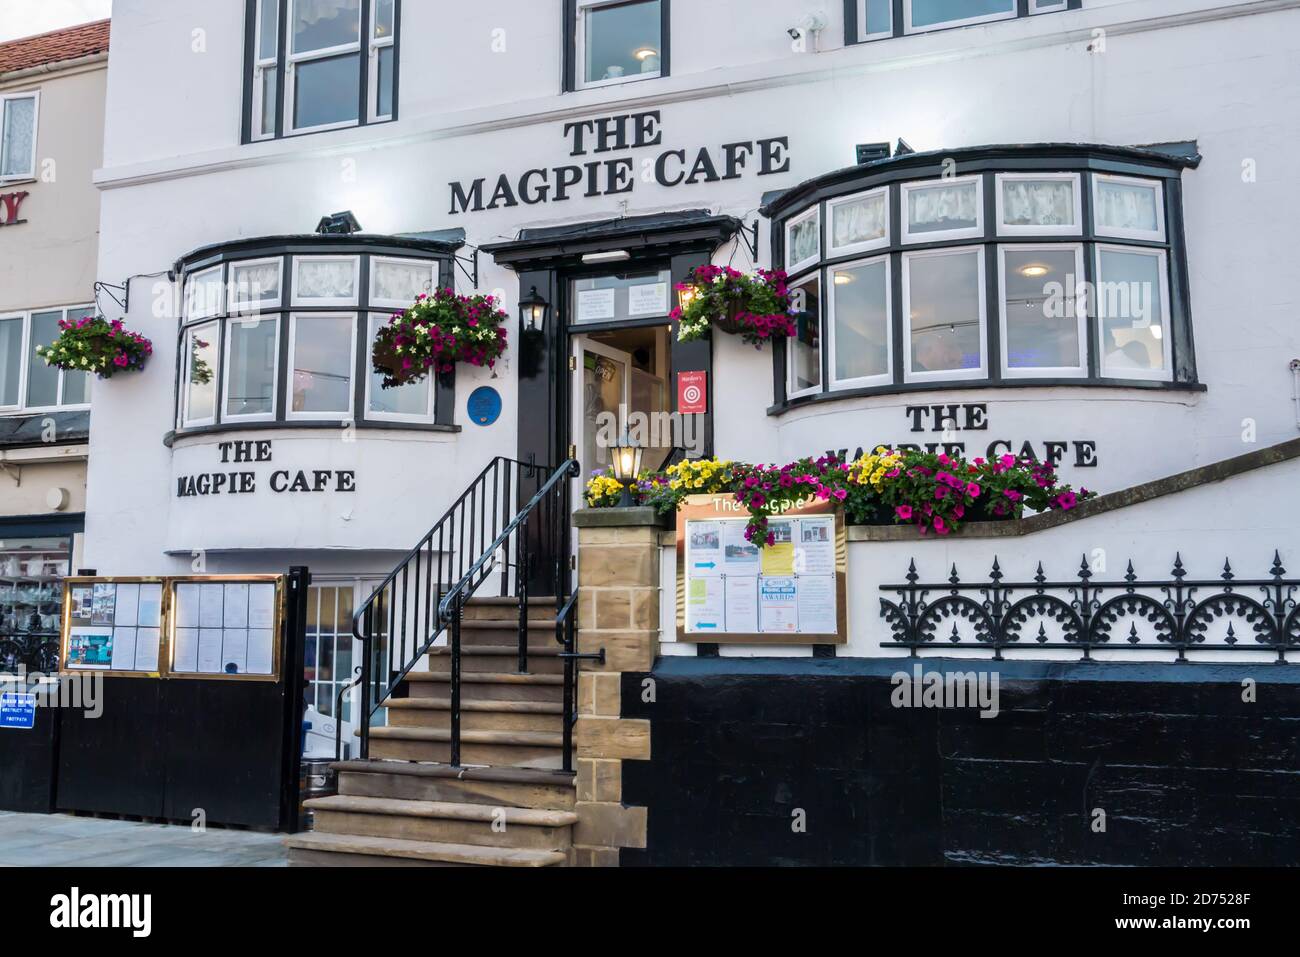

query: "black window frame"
xmin=241 ymin=0 xmax=402 ymax=144
xmin=563 ymin=0 xmax=671 ymax=94
xmin=844 ymin=0 xmax=1081 ymax=45
xmin=171 ymin=235 xmax=460 ymax=442
xmin=763 ymin=143 xmax=1202 ymax=415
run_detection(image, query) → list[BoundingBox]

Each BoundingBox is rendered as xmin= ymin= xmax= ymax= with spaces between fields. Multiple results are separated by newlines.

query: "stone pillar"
xmin=570 ymin=506 xmax=666 ymax=867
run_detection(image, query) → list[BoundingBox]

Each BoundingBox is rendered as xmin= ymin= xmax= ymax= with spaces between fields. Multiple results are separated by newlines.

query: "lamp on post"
xmin=610 ymin=438 xmax=644 ymax=508
xmin=519 ymin=286 xmax=550 ymax=332
xmin=677 ymin=282 xmax=699 ymax=312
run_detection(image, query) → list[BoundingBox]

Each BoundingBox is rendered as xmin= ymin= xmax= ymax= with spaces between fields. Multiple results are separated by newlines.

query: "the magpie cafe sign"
xmin=449 ymin=110 xmax=791 ymax=214
xmin=0 ymin=191 xmax=29 ymax=228
xmin=175 ymin=440 xmax=356 ymax=498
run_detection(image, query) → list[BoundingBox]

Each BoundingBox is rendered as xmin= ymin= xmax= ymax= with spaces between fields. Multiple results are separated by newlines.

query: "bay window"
xmin=851 ymin=0 xmax=1077 ymax=43
xmin=0 ymin=306 xmax=94 ymax=413
xmin=766 ymin=144 xmax=1198 ymax=407
xmin=246 ymin=0 xmax=399 ymax=142
xmin=568 ymin=0 xmax=668 ymax=91
xmin=0 ymin=92 xmax=38 ymax=182
xmin=289 ymin=313 xmax=356 ymax=418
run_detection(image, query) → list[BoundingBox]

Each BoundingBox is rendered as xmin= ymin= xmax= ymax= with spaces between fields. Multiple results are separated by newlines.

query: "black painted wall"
xmin=620 ymin=657 xmax=1300 ymax=866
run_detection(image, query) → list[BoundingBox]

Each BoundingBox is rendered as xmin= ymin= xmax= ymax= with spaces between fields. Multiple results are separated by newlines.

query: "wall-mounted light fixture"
xmin=316 ymin=210 xmax=362 ymax=235
xmin=581 ymin=250 xmax=631 ymax=264
xmin=519 ymin=286 xmax=550 ymax=332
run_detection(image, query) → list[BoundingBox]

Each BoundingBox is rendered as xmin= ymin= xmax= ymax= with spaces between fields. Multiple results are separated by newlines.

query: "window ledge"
xmin=164 ymin=420 xmax=461 ymax=447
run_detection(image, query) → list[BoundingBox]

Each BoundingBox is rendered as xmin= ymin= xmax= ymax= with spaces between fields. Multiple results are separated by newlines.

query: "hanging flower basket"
xmin=36 ymin=314 xmax=153 ymax=378
xmin=672 ymin=265 xmax=795 ymax=348
xmin=373 ymin=288 xmax=509 ymax=388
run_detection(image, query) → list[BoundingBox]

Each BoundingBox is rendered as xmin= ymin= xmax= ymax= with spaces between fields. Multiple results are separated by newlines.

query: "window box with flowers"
xmin=372 ymin=289 xmax=508 ymax=387
xmin=36 ymin=315 xmax=153 ymax=378
xmin=672 ymin=265 xmax=796 ymax=347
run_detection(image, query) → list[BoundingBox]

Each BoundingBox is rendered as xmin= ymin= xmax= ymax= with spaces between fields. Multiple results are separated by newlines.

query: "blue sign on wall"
xmin=467 ymin=387 xmax=503 ymax=427
xmin=0 ymin=692 xmax=36 ymax=730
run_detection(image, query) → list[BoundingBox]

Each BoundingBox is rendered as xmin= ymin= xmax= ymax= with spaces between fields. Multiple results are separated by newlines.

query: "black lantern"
xmin=610 ymin=438 xmax=644 ymax=508
xmin=519 ymin=286 xmax=550 ymax=332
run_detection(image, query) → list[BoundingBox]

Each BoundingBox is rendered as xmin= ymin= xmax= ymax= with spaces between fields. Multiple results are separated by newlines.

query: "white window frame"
xmin=995 ymin=172 xmax=1082 ymax=238
xmin=901 ymin=245 xmax=988 ymax=384
xmin=826 ymin=187 xmax=890 ymax=258
xmin=575 ymin=0 xmax=663 ymax=91
xmin=786 ymin=273 xmax=823 ymax=401
xmin=0 ymin=91 xmax=39 ymax=184
xmin=1094 ymin=244 xmax=1174 ymax=383
xmin=1091 ymin=173 xmax=1167 ymax=243
xmin=230 ymin=257 xmax=285 ymax=314
xmin=250 ymin=0 xmax=279 ymax=142
xmin=369 ymin=257 xmax=436 ymax=310
xmin=185 ymin=265 xmax=226 ymax=321
xmin=903 ymin=0 xmax=1017 ymax=34
xmin=785 ymin=205 xmax=822 ymax=276
xmin=221 ymin=314 xmax=281 ymax=423
xmin=368 ymin=0 xmax=396 ymax=122
xmin=365 ymin=313 xmax=436 ymax=424
xmin=286 ymin=312 xmax=357 ymax=421
xmin=180 ymin=319 xmax=222 ymax=429
xmin=827 ymin=255 xmax=892 ymax=391
xmin=0 ymin=312 xmax=25 ymax=412
xmin=0 ymin=306 xmax=96 ymax=414
xmin=1030 ymin=0 xmax=1068 ymax=13
xmin=997 ymin=244 xmax=1087 ymax=380
xmin=291 ymin=255 xmax=361 ymax=307
xmin=857 ymin=0 xmax=895 ymax=40
xmin=284 ymin=0 xmax=364 ymax=136
xmin=901 ymin=175 xmax=984 ymax=244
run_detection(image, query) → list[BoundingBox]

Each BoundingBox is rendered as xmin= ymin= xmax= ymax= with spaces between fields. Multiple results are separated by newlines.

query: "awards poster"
xmin=681 ymin=497 xmax=842 ymax=640
xmin=66 ymin=581 xmax=164 ymax=673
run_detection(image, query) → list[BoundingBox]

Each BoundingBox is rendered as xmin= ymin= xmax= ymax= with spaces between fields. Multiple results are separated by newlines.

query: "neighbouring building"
xmin=85 ymin=0 xmax=1300 ymax=866
xmin=0 ymin=20 xmax=110 ymax=667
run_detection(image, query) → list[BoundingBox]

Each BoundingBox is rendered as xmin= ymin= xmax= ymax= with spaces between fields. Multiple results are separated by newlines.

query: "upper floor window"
xmin=0 ymin=91 xmax=38 ymax=183
xmin=0 ymin=306 xmax=94 ymax=413
xmin=850 ymin=0 xmax=1076 ymax=43
xmin=567 ymin=0 xmax=668 ymax=92
xmin=245 ymin=0 xmax=399 ymax=143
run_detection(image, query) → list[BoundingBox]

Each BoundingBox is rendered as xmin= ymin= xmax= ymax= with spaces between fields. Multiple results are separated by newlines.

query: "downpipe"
xmin=1291 ymin=359 xmax=1300 ymax=431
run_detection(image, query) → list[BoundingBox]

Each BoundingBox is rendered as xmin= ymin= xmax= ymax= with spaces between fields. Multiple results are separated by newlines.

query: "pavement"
xmin=0 ymin=811 xmax=288 ymax=867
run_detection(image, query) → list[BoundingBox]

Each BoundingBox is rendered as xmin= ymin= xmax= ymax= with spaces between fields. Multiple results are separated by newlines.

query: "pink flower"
xmin=933 ymin=517 xmax=949 ymax=535
xmin=895 ymin=506 xmax=913 ymax=520
xmin=966 ymin=483 xmax=981 ymax=498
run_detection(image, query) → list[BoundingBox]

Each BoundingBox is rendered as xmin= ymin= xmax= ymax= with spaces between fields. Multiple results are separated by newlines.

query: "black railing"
xmin=353 ymin=456 xmax=590 ymax=769
xmin=880 ymin=553 xmax=1300 ymax=662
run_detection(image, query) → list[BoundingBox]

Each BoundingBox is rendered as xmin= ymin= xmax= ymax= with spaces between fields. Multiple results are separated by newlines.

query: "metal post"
xmin=281 ymin=565 xmax=311 ymax=833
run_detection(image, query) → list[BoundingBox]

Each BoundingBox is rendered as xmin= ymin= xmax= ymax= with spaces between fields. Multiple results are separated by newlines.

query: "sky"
xmin=0 ymin=0 xmax=112 ymax=43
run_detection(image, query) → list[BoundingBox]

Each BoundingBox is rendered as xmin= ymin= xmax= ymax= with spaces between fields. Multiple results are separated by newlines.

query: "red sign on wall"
xmin=677 ymin=371 xmax=707 ymax=414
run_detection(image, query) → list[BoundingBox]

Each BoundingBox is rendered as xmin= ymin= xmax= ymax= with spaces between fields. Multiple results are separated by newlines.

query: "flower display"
xmin=672 ymin=265 xmax=795 ymax=347
xmin=35 ymin=314 xmax=153 ymax=378
xmin=372 ymin=288 xmax=508 ymax=388
xmin=584 ymin=471 xmax=628 ymax=508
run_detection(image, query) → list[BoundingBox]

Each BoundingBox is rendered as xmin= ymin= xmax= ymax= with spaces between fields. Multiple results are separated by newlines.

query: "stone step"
xmin=462 ymin=597 xmax=557 ymax=623
xmin=367 ymin=725 xmax=565 ymax=767
xmin=306 ymin=794 xmax=575 ymax=851
xmin=404 ymin=671 xmax=565 ymax=703
xmin=333 ymin=759 xmax=575 ymax=810
xmin=286 ymin=830 xmax=566 ymax=867
xmin=426 ymin=644 xmax=565 ymax=675
xmin=385 ymin=696 xmax=564 ymax=733
xmin=457 ymin=619 xmax=565 ymax=649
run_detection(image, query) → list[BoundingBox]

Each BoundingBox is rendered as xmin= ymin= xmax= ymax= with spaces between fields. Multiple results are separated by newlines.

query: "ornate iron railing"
xmin=880 ymin=553 xmax=1300 ymax=662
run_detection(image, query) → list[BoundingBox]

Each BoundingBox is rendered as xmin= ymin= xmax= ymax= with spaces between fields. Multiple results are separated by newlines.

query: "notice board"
xmin=675 ymin=494 xmax=847 ymax=644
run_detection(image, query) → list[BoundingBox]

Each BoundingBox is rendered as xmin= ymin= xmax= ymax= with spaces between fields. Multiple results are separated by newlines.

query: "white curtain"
xmin=233 ymin=262 xmax=282 ymax=305
xmin=909 ymin=183 xmax=978 ymax=231
xmin=833 ymin=193 xmax=887 ymax=248
xmin=1002 ymin=180 xmax=1074 ymax=227
xmin=1 ymin=97 xmax=35 ymax=178
xmin=1097 ymin=181 xmax=1159 ymax=232
xmin=374 ymin=261 xmax=433 ymax=304
xmin=296 ymin=259 xmax=355 ymax=300
xmin=789 ymin=217 xmax=819 ymax=265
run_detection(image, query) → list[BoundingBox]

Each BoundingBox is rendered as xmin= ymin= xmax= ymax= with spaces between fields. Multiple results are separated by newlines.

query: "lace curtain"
xmin=908 ymin=182 xmax=978 ymax=232
xmin=1 ymin=97 xmax=35 ymax=178
xmin=232 ymin=262 xmax=281 ymax=306
xmin=1002 ymin=180 xmax=1075 ymax=227
xmin=374 ymin=261 xmax=433 ymax=304
xmin=833 ymin=193 xmax=887 ymax=248
xmin=1097 ymin=180 xmax=1159 ymax=232
xmin=296 ymin=259 xmax=356 ymax=300
xmin=789 ymin=216 xmax=820 ymax=265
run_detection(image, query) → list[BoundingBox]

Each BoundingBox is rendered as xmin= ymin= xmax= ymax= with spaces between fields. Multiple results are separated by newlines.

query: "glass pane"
xmin=373 ymin=260 xmax=432 ymax=304
xmin=226 ymin=317 xmax=278 ymax=417
xmin=1096 ymin=178 xmax=1161 ymax=233
xmin=258 ymin=0 xmax=280 ymax=59
xmin=377 ymin=46 xmax=394 ymax=117
xmin=911 ymin=0 xmax=1015 ymax=28
xmin=294 ymin=52 xmax=360 ymax=129
xmin=374 ymin=0 xmax=395 ymax=38
xmin=0 ymin=536 xmax=70 ymax=659
xmin=369 ymin=315 xmax=431 ymax=416
xmin=832 ymin=192 xmax=886 ymax=249
xmin=865 ymin=0 xmax=892 ymax=34
xmin=1 ymin=96 xmax=36 ymax=178
xmin=1003 ymin=249 xmax=1081 ymax=370
xmin=832 ymin=261 xmax=888 ymax=382
xmin=184 ymin=321 xmax=219 ymax=423
xmin=61 ymin=307 xmax=94 ymax=405
xmin=186 ymin=267 xmax=224 ymax=319
xmin=907 ymin=180 xmax=979 ymax=234
xmin=585 ymin=0 xmax=661 ymax=83
xmin=908 ymin=251 xmax=982 ymax=374
xmin=260 ymin=66 xmax=279 ymax=136
xmin=292 ymin=0 xmax=361 ymax=53
xmin=296 ymin=257 xmax=356 ymax=301
xmin=1098 ymin=249 xmax=1166 ymax=374
xmin=571 ymin=269 xmax=671 ymax=325
xmin=26 ymin=311 xmax=61 ymax=408
xmin=0 ymin=317 xmax=22 ymax=406
xmin=581 ymin=349 xmax=626 ymax=477
xmin=789 ymin=277 xmax=821 ymax=393
xmin=787 ymin=213 xmax=820 ymax=268
xmin=1002 ymin=178 xmax=1075 ymax=228
xmin=232 ymin=260 xmax=282 ymax=308
xmin=291 ymin=315 xmax=353 ymax=414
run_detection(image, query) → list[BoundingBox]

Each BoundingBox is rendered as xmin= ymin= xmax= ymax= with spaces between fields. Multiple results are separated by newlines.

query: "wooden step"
xmin=307 ymin=794 xmax=575 ymax=851
xmin=286 ymin=830 xmax=566 ymax=867
xmin=405 ymin=671 xmax=565 ymax=703
xmin=426 ymin=644 xmax=565 ymax=675
xmin=368 ymin=725 xmax=564 ymax=767
xmin=385 ymin=696 xmax=563 ymax=733
xmin=334 ymin=759 xmax=575 ymax=809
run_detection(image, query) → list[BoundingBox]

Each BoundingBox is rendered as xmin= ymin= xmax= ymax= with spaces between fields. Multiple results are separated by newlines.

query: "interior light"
xmin=1151 ymin=326 xmax=1163 ymax=340
xmin=1020 ymin=264 xmax=1050 ymax=278
xmin=834 ymin=273 xmax=855 ymax=285
xmin=634 ymin=47 xmax=658 ymax=61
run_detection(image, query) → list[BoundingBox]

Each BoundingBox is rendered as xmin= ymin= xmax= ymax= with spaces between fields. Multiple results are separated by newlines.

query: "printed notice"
xmin=137 ymin=584 xmax=163 ymax=628
xmin=760 ymin=521 xmax=795 ymax=577
xmin=722 ymin=521 xmax=760 ymax=574
xmin=134 ymin=628 xmax=161 ymax=672
xmin=759 ymin=577 xmax=798 ymax=633
xmin=247 ymin=629 xmax=275 ymax=675
xmin=113 ymin=584 xmax=140 ymax=626
xmin=576 ymin=287 xmax=616 ymax=323
xmin=197 ymin=629 xmax=224 ymax=674
xmin=222 ymin=629 xmax=249 ymax=675
xmin=248 ymin=584 xmax=276 ymax=629
xmin=223 ymin=583 xmax=249 ymax=628
xmin=627 ymin=282 xmax=668 ymax=317
xmin=198 ymin=584 xmax=225 ymax=628
xmin=91 ymin=583 xmax=116 ymax=626
xmin=686 ymin=577 xmax=725 ymax=633
xmin=687 ymin=522 xmax=722 ymax=578
xmin=797 ymin=575 xmax=837 ymax=634
xmin=175 ymin=584 xmax=200 ymax=628
xmin=67 ymin=627 xmax=113 ymax=670
xmin=795 ymin=517 xmax=836 ymax=576
xmin=173 ymin=628 xmax=199 ymax=673
xmin=723 ymin=576 xmax=759 ymax=633
xmin=110 ymin=627 xmax=137 ymax=671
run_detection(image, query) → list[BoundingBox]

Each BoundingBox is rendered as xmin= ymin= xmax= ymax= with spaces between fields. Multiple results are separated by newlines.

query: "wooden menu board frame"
xmin=675 ymin=494 xmax=848 ymax=645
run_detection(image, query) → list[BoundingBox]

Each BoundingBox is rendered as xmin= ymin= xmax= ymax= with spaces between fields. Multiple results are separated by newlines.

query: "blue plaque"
xmin=0 ymin=692 xmax=36 ymax=730
xmin=467 ymin=387 xmax=502 ymax=427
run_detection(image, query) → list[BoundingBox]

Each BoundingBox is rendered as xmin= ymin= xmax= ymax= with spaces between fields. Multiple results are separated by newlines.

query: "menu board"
xmin=66 ymin=581 xmax=164 ymax=673
xmin=677 ymin=495 xmax=846 ymax=644
xmin=171 ymin=581 xmax=278 ymax=676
